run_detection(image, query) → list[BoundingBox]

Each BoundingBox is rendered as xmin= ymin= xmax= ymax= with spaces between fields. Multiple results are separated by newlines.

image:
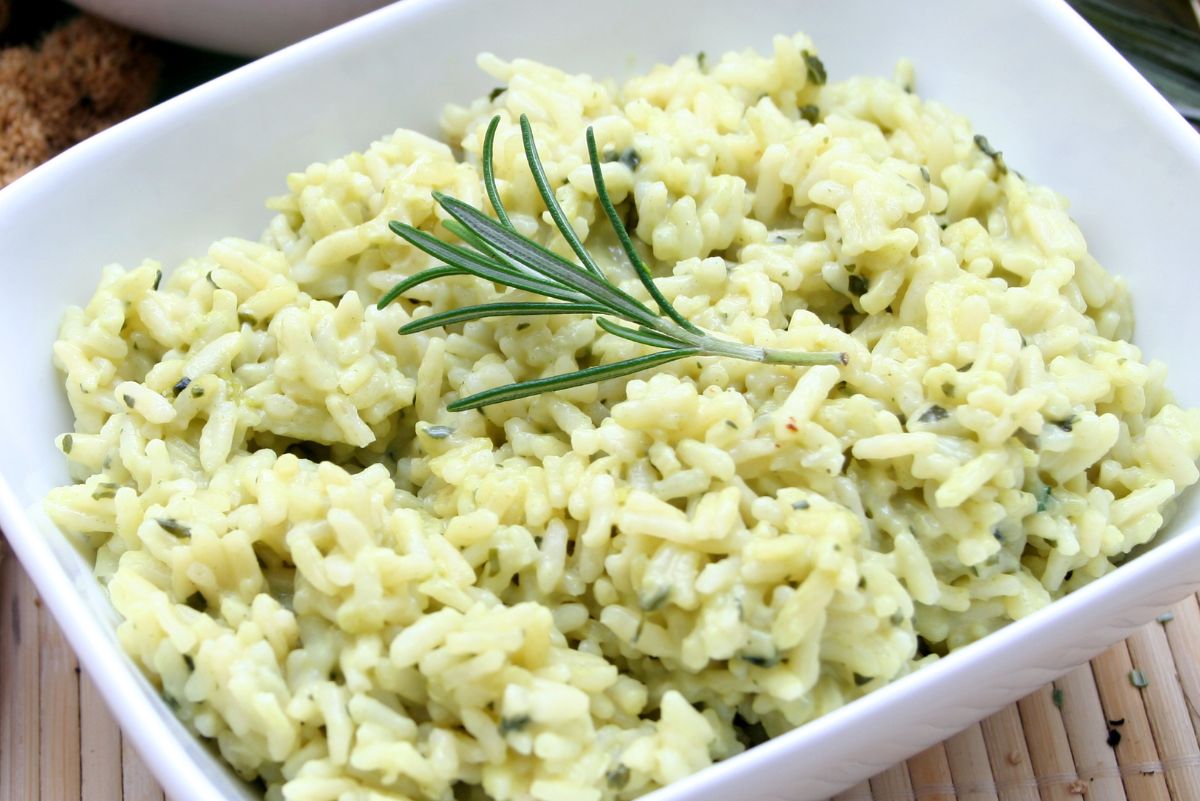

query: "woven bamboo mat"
xmin=4 ymin=537 xmax=1200 ymax=801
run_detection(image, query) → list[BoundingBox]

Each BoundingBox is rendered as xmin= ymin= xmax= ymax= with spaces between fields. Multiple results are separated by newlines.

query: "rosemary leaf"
xmin=389 ymin=222 xmax=589 ymax=304
xmin=376 ymin=265 xmax=470 ymax=309
xmin=596 ymin=317 xmax=690 ymax=350
xmin=400 ymin=301 xmax=609 ymax=334
xmin=482 ymin=116 xmax=515 ymax=229
xmin=448 ymin=348 xmax=701 ymax=411
xmin=519 ymin=115 xmax=605 ymax=278
xmin=432 ymin=194 xmax=662 ymax=327
xmin=585 ymin=128 xmax=703 ymax=335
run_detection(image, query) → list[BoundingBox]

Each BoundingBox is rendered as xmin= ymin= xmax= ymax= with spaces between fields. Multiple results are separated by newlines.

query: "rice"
xmin=45 ymin=32 xmax=1200 ymax=801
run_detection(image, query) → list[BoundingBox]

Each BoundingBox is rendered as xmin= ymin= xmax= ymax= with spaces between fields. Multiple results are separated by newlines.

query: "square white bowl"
xmin=2 ymin=1 xmax=1199 ymax=800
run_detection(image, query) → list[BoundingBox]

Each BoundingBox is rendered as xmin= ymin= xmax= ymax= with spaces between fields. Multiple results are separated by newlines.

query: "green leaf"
xmin=448 ymin=348 xmax=700 ymax=411
xmin=389 ymin=221 xmax=589 ymax=303
xmin=518 ymin=114 xmax=605 ymax=279
xmin=377 ymin=266 xmax=469 ymax=309
xmin=432 ymin=194 xmax=661 ymax=327
xmin=482 ymin=115 xmax=516 ymax=229
xmin=400 ymin=301 xmax=608 ymax=333
xmin=596 ymin=317 xmax=689 ymax=350
xmin=585 ymin=127 xmax=703 ymax=336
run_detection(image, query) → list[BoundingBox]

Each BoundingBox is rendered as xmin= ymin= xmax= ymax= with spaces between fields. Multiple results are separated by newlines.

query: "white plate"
xmin=2 ymin=1 xmax=1200 ymax=800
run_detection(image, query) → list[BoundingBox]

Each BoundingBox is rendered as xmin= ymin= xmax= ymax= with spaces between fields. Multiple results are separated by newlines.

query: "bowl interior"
xmin=2 ymin=1 xmax=1200 ymax=799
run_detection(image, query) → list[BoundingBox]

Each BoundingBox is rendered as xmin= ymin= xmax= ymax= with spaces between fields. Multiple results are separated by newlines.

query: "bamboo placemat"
xmin=4 ymin=534 xmax=1200 ymax=801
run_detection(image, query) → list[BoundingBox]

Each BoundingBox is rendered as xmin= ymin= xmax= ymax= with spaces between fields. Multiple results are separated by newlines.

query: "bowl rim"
xmin=2 ymin=1 xmax=1200 ymax=800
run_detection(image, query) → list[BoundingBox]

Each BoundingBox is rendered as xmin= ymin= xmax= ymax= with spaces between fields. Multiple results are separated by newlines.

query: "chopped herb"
xmin=941 ymin=381 xmax=955 ymax=398
xmin=792 ymin=499 xmax=810 ymax=510
xmin=992 ymin=529 xmax=1005 ymax=543
xmin=725 ymin=419 xmax=739 ymax=429
xmin=1064 ymin=570 xmax=1074 ymax=582
xmin=919 ymin=166 xmax=931 ymax=183
xmin=853 ymin=673 xmax=873 ymax=687
xmin=799 ymin=104 xmax=820 ymax=124
xmin=498 ymin=714 xmax=531 ymax=735
xmin=917 ymin=404 xmax=949 ymax=424
xmin=182 ymin=591 xmax=204 ymax=610
xmin=733 ymin=714 xmax=770 ymax=748
xmin=156 ymin=518 xmax=191 ymax=538
xmin=973 ymin=134 xmax=1008 ymax=175
xmin=122 ymin=393 xmax=136 ymax=409
xmin=1157 ymin=611 xmax=1175 ymax=624
xmin=1053 ymin=417 xmax=1075 ymax=433
xmin=1107 ymin=728 xmax=1122 ymax=747
xmin=847 ymin=274 xmax=868 ymax=297
xmin=1130 ymin=669 xmax=1149 ymax=689
xmin=515 ymin=322 xmax=530 ymax=331
xmin=606 ymin=764 xmax=631 ymax=790
xmin=639 ymin=586 xmax=671 ymax=612
xmin=488 ymin=86 xmax=506 ymax=102
xmin=205 ymin=271 xmax=219 ymax=288
xmin=802 ymin=51 xmax=827 ymax=85
xmin=1036 ymin=484 xmax=1053 ymax=513
xmin=183 ymin=654 xmax=195 ymax=671
xmin=172 ymin=377 xmax=192 ymax=396
xmin=425 ymin=425 xmax=454 ymax=439
xmin=618 ymin=147 xmax=640 ymax=171
xmin=191 ymin=386 xmax=205 ymax=398
xmin=696 ymin=51 xmax=707 ymax=70
xmin=238 ymin=312 xmax=257 ymax=325
xmin=1052 ymin=688 xmax=1064 ymax=709
xmin=958 ymin=362 xmax=973 ymax=372
xmin=91 ymin=483 xmax=117 ymax=501
xmin=153 ymin=270 xmax=163 ymax=291
xmin=61 ymin=434 xmax=73 ymax=454
xmin=739 ymin=651 xmax=780 ymax=668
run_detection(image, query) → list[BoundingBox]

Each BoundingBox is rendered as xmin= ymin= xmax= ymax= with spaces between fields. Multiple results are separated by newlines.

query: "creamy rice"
xmin=46 ymin=33 xmax=1200 ymax=801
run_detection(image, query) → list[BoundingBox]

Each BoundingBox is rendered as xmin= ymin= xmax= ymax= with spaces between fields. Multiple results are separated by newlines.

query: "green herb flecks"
xmin=802 ymin=51 xmax=827 ymax=85
xmin=155 ymin=518 xmax=191 ymax=538
xmin=498 ymin=714 xmax=531 ymax=735
xmin=1052 ymin=688 xmax=1064 ymax=709
xmin=379 ymin=115 xmax=846 ymax=411
xmin=917 ymin=404 xmax=949 ymax=424
xmin=739 ymin=651 xmax=781 ymax=669
xmin=173 ymin=377 xmax=192 ymax=396
xmin=1036 ymin=484 xmax=1053 ymax=513
xmin=424 ymin=424 xmax=454 ymax=439
xmin=973 ymin=134 xmax=1008 ymax=175
xmin=799 ymin=104 xmax=820 ymax=124
xmin=488 ymin=86 xmax=506 ymax=102
xmin=606 ymin=764 xmax=631 ymax=789
xmin=639 ymin=586 xmax=671 ymax=612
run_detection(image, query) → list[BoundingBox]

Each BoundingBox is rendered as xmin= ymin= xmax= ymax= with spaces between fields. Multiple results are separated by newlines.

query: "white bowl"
xmin=68 ymin=0 xmax=395 ymax=56
xmin=3 ymin=2 xmax=1200 ymax=800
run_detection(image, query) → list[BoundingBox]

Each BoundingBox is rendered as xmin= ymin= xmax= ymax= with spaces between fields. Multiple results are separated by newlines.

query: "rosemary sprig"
xmin=379 ymin=114 xmax=847 ymax=411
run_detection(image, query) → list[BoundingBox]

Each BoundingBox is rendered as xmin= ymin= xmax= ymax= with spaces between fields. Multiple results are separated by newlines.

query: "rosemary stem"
xmin=761 ymin=348 xmax=849 ymax=366
xmin=694 ymin=336 xmax=847 ymax=367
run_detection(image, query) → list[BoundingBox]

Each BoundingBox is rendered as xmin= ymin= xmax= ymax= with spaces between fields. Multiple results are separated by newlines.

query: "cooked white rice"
xmin=46 ymin=33 xmax=1200 ymax=801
